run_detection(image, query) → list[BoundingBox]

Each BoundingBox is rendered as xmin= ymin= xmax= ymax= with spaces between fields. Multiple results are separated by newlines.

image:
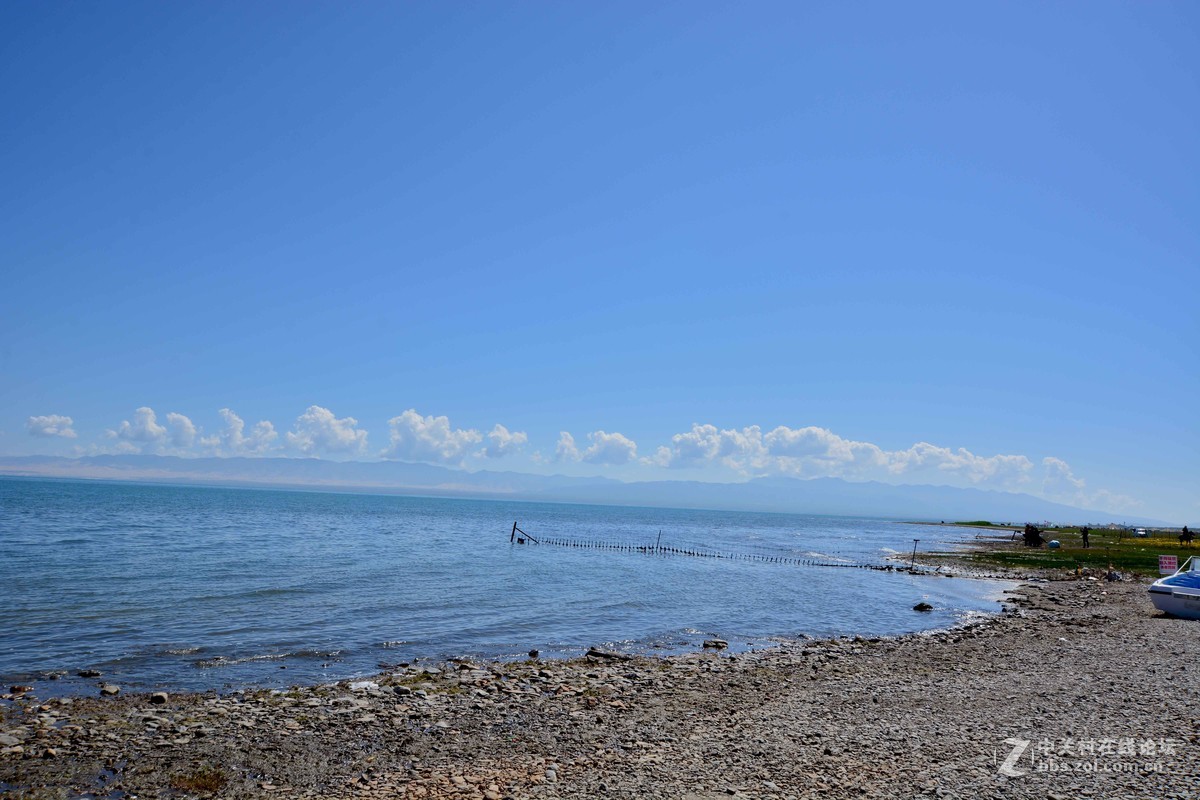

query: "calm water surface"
xmin=0 ymin=478 xmax=1010 ymax=694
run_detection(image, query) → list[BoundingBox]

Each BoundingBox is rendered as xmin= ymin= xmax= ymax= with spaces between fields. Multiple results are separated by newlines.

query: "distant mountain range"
xmin=0 ymin=454 xmax=1169 ymax=525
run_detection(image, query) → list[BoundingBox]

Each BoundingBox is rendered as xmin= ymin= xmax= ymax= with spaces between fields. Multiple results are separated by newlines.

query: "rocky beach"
xmin=3 ymin=575 xmax=1197 ymax=799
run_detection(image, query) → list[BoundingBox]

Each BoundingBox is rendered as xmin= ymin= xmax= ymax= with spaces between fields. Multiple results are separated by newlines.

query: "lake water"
xmin=0 ymin=477 xmax=1011 ymax=694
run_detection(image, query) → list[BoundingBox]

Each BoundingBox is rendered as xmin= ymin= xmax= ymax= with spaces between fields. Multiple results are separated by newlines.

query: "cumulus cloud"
xmin=382 ymin=409 xmax=482 ymax=465
xmin=885 ymin=442 xmax=1033 ymax=485
xmin=554 ymin=431 xmax=581 ymax=462
xmin=285 ymin=405 xmax=368 ymax=456
xmin=653 ymin=422 xmax=1032 ymax=486
xmin=582 ymin=430 xmax=639 ymax=465
xmin=165 ymin=412 xmax=197 ymax=449
xmin=648 ymin=420 xmax=1150 ymax=510
xmin=27 ymin=415 xmax=77 ymax=439
xmin=1042 ymin=456 xmax=1087 ymax=496
xmin=200 ymin=408 xmax=278 ymax=455
xmin=483 ymin=424 xmax=528 ymax=459
xmin=103 ymin=407 xmax=199 ymax=453
xmin=553 ymin=430 xmax=639 ymax=465
xmin=1040 ymin=456 xmax=1140 ymax=513
xmin=110 ymin=407 xmax=167 ymax=444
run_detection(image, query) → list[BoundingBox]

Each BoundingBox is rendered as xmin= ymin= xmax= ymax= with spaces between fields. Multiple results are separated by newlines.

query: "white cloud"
xmin=884 ymin=442 xmax=1033 ymax=485
xmin=382 ymin=409 xmax=482 ymax=465
xmin=166 ymin=412 xmax=197 ymax=449
xmin=103 ymin=407 xmax=199 ymax=454
xmin=1041 ymin=456 xmax=1141 ymax=513
xmin=27 ymin=414 xmax=77 ymax=439
xmin=582 ymin=430 xmax=638 ymax=465
xmin=555 ymin=430 xmax=639 ymax=465
xmin=200 ymin=408 xmax=278 ymax=455
xmin=483 ymin=424 xmax=528 ymax=459
xmin=110 ymin=407 xmax=167 ymax=445
xmin=654 ymin=422 xmax=1032 ymax=486
xmin=554 ymin=431 xmax=581 ymax=462
xmin=285 ymin=405 xmax=368 ymax=456
xmin=1041 ymin=456 xmax=1086 ymax=496
xmin=650 ymin=421 xmax=1150 ymax=510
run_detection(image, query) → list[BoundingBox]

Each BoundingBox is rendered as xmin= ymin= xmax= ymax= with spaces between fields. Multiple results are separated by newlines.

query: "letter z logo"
xmin=999 ymin=738 xmax=1030 ymax=776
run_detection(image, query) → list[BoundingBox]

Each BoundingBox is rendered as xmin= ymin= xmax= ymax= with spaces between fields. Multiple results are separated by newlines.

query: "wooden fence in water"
xmin=509 ymin=521 xmax=933 ymax=575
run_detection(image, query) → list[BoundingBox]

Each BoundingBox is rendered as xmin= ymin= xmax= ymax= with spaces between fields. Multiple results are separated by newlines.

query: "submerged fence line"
xmin=508 ymin=521 xmax=924 ymax=574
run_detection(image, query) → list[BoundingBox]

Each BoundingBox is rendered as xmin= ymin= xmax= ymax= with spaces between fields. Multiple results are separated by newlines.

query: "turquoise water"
xmin=0 ymin=477 xmax=1009 ymax=694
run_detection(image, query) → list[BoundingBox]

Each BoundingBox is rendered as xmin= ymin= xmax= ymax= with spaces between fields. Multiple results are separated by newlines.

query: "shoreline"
xmin=4 ymin=577 xmax=1196 ymax=798
xmin=1 ymin=575 xmax=1013 ymax=702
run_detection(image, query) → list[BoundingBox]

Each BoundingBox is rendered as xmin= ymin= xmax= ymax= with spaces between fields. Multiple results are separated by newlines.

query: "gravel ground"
xmin=2 ymin=578 xmax=1197 ymax=799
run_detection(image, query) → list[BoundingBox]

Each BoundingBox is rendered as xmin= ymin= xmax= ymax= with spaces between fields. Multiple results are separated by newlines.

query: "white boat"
xmin=1148 ymin=556 xmax=1200 ymax=620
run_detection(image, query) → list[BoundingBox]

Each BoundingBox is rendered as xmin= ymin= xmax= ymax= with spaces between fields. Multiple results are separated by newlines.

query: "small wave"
xmin=190 ymin=586 xmax=314 ymax=604
xmin=194 ymin=649 xmax=343 ymax=669
xmin=160 ymin=646 xmax=202 ymax=656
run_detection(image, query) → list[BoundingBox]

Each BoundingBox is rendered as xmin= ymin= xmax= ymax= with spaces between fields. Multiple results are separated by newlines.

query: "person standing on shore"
xmin=1080 ymin=526 xmax=1090 ymax=549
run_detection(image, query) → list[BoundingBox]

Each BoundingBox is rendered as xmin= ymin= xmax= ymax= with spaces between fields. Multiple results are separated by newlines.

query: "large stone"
xmin=77 ymin=669 xmax=102 ymax=678
xmin=913 ymin=602 xmax=933 ymax=612
xmin=703 ymin=639 xmax=729 ymax=650
xmin=586 ymin=648 xmax=632 ymax=661
xmin=150 ymin=692 xmax=169 ymax=705
xmin=100 ymin=684 xmax=121 ymax=696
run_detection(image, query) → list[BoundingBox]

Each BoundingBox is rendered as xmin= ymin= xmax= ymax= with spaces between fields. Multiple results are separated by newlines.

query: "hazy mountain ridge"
xmin=0 ymin=454 xmax=1168 ymax=525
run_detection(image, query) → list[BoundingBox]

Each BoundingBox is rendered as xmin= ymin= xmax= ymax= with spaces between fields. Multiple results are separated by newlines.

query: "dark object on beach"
xmin=586 ymin=647 xmax=632 ymax=661
xmin=77 ymin=669 xmax=102 ymax=678
xmin=528 ymin=649 xmax=539 ymax=659
xmin=1022 ymin=524 xmax=1045 ymax=548
xmin=703 ymin=639 xmax=729 ymax=650
xmin=1181 ymin=526 xmax=1193 ymax=546
xmin=913 ymin=602 xmax=933 ymax=612
xmin=9 ymin=685 xmax=33 ymax=694
xmin=1080 ymin=526 xmax=1090 ymax=549
xmin=150 ymin=692 xmax=169 ymax=705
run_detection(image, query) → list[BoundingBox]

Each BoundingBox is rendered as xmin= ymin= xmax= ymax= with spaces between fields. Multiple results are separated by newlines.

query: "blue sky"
xmin=2 ymin=2 xmax=1196 ymax=521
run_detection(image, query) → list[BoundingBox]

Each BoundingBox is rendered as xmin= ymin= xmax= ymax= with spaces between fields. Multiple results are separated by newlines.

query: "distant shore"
xmin=907 ymin=520 xmax=1021 ymax=531
xmin=914 ymin=520 xmax=1196 ymax=577
xmin=4 ymin=572 xmax=1196 ymax=798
